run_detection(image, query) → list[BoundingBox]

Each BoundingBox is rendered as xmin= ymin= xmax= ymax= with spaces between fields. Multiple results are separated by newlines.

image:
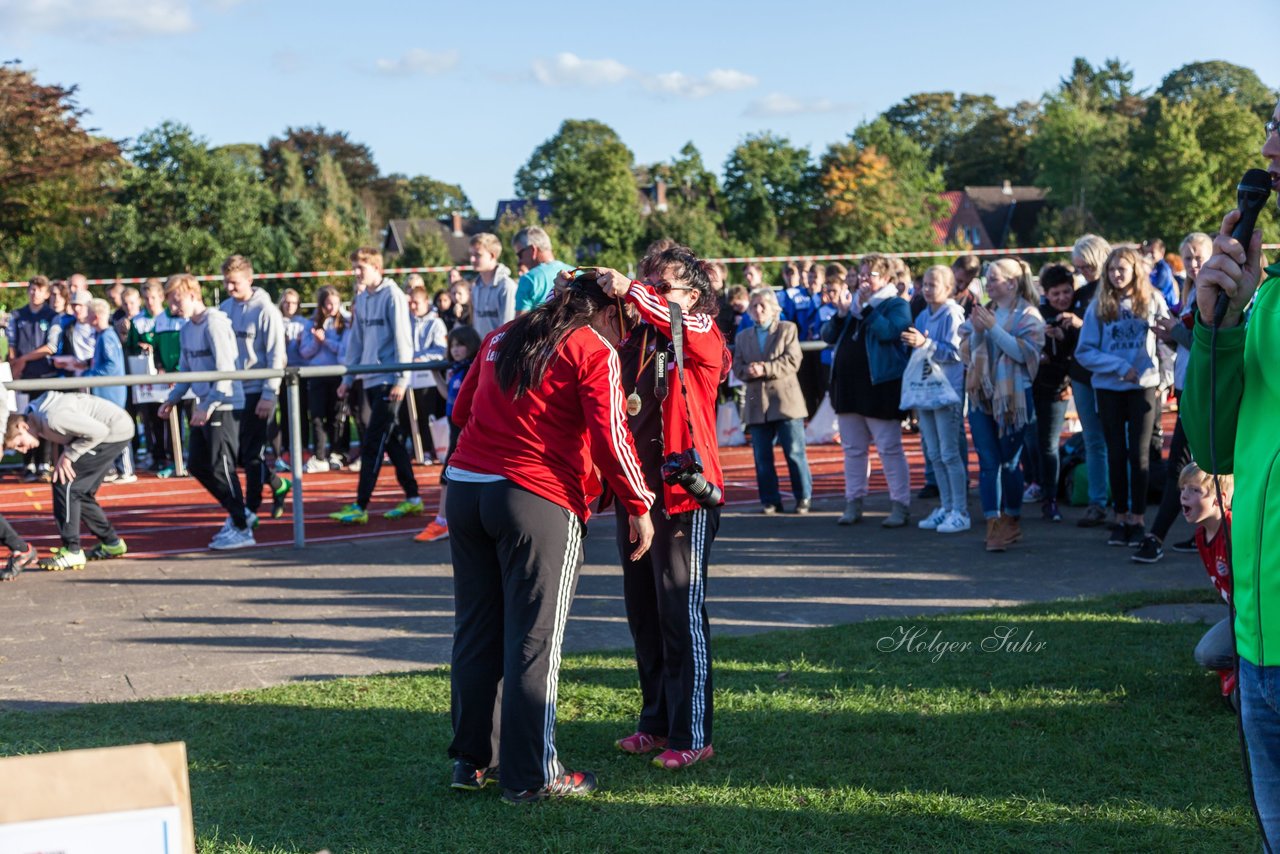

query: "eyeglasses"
xmin=857 ymin=271 xmax=883 ymax=281
xmin=654 ymin=281 xmax=696 ymax=295
xmin=1267 ymin=118 xmax=1280 ymax=138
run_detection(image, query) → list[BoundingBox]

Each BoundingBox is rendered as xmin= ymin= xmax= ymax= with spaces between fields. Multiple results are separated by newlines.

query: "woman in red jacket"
xmin=598 ymin=245 xmax=730 ymax=771
xmin=445 ymin=273 xmax=655 ymax=804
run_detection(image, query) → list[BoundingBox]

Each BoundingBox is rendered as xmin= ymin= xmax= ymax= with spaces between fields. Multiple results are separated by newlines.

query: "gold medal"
xmin=626 ymin=393 xmax=642 ymax=416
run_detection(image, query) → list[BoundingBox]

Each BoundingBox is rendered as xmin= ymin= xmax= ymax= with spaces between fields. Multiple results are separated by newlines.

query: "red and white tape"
xmin=7 ymin=244 xmax=1280 ymax=290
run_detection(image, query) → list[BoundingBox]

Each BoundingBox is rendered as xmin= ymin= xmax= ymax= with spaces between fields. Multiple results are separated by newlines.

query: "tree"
xmin=1057 ymin=57 xmax=1146 ymax=117
xmin=98 ymin=122 xmax=281 ymax=276
xmin=816 ymin=119 xmax=945 ymax=253
xmin=263 ymin=125 xmax=380 ymax=190
xmin=721 ymin=133 xmax=815 ymax=254
xmin=1128 ymin=97 xmax=1222 ymax=245
xmin=0 ymin=65 xmax=121 ymax=279
xmin=1158 ymin=61 xmax=1277 ymax=117
xmin=383 ymin=174 xmax=475 ymax=221
xmin=515 ymin=119 xmax=642 ymax=268
xmin=634 ymin=142 xmax=733 ymax=259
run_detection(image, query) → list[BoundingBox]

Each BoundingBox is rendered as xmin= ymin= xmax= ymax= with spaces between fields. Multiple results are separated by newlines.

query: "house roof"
xmin=931 ymin=191 xmax=965 ymax=246
xmin=383 ymin=216 xmax=496 ymax=266
xmin=963 ymin=184 xmax=1048 ymax=249
xmin=494 ymin=199 xmax=554 ymax=222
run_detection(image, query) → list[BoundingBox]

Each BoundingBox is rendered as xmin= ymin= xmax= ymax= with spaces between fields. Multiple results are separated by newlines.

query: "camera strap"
xmin=666 ymin=302 xmax=698 ymax=438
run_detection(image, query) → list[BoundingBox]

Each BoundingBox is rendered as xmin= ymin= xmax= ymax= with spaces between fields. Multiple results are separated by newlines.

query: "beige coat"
xmin=732 ymin=320 xmax=808 ymax=424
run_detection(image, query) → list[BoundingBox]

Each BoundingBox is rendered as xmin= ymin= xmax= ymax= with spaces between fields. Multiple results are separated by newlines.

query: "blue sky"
xmin=3 ymin=0 xmax=1278 ymax=217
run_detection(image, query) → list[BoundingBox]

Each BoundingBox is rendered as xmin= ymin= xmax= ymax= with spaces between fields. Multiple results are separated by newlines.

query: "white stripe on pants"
xmin=837 ymin=412 xmax=910 ymax=504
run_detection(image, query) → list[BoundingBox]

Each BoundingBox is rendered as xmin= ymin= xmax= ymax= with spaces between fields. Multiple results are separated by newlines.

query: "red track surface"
xmin=0 ymin=411 xmax=1176 ymax=559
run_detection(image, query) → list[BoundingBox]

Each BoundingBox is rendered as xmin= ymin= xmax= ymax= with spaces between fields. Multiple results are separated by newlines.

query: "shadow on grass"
xmin=0 ymin=597 xmax=1256 ymax=853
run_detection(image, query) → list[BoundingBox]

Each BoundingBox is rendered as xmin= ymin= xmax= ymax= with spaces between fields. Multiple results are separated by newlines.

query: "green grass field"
xmin=0 ymin=589 xmax=1260 ymax=853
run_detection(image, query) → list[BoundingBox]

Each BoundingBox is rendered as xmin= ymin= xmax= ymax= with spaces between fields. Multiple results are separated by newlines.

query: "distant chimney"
xmin=655 ymin=178 xmax=668 ymax=213
xmin=1001 ymin=180 xmax=1013 ymax=196
xmin=451 ymin=211 xmax=463 ymax=236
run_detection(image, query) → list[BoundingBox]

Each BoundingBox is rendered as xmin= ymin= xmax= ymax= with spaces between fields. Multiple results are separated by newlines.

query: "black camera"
xmin=661 ymin=448 xmax=722 ymax=508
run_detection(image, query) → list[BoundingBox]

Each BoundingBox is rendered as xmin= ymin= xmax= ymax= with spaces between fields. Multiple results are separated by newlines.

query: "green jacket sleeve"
xmin=1182 ymin=318 xmax=1246 ymax=474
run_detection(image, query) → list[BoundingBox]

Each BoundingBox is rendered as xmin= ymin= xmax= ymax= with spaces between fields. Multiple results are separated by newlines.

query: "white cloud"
xmin=531 ymin=52 xmax=631 ymax=87
xmin=374 ymin=48 xmax=460 ymax=76
xmin=744 ymin=93 xmax=855 ymax=117
xmin=643 ymin=68 xmax=757 ymax=99
xmin=529 ymin=54 xmax=757 ymax=99
xmin=0 ymin=0 xmax=195 ymax=36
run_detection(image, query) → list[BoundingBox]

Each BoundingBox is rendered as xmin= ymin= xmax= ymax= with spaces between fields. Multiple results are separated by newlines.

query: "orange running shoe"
xmin=414 ymin=520 xmax=449 ymax=543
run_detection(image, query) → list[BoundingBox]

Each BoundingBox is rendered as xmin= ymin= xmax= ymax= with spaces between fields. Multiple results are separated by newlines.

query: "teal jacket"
xmin=1183 ymin=261 xmax=1280 ymax=666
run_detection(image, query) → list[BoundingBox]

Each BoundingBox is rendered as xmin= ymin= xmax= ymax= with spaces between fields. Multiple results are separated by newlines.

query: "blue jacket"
xmin=84 ymin=328 xmax=127 ymax=409
xmin=821 ymin=291 xmax=912 ymax=386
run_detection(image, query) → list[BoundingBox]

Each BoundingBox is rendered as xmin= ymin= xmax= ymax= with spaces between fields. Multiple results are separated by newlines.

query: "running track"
xmin=0 ymin=412 xmax=1176 ymax=559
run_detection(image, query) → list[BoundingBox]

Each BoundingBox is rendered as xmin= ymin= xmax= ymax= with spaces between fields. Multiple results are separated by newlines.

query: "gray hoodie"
xmin=343 ymin=277 xmax=412 ymax=390
xmin=470 ymin=264 xmax=517 ymax=338
xmin=220 ymin=286 xmax=286 ymax=401
xmin=1074 ymin=293 xmax=1170 ymax=392
xmin=167 ymin=308 xmax=245 ymax=411
xmin=26 ymin=391 xmax=134 ymax=462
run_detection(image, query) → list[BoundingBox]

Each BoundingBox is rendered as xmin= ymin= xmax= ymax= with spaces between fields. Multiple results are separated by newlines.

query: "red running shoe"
xmin=653 ymin=745 xmax=714 ymax=770
xmin=616 ymin=731 xmax=668 ymax=754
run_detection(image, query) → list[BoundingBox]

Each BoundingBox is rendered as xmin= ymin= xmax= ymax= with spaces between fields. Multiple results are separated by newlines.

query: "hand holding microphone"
xmin=1198 ymin=169 xmax=1271 ymax=328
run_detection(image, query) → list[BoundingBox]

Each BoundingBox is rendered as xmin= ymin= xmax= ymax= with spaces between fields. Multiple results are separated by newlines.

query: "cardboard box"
xmin=0 ymin=741 xmax=196 ymax=854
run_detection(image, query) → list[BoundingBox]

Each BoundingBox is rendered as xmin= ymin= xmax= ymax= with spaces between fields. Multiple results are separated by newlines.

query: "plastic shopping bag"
xmin=716 ymin=402 xmax=746 ymax=446
xmin=804 ymin=393 xmax=840 ymax=445
xmin=899 ymin=342 xmax=960 ymax=411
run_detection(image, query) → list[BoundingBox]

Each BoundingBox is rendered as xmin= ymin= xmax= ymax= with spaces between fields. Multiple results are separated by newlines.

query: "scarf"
xmin=963 ymin=299 xmax=1044 ymax=433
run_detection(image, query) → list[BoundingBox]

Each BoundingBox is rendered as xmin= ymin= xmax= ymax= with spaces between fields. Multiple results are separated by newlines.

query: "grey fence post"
xmin=287 ymin=370 xmax=305 ymax=549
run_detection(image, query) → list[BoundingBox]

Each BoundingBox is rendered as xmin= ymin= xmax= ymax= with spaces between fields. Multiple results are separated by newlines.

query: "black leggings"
xmin=1096 ymin=386 xmax=1159 ymax=516
xmin=1151 ymin=405 xmax=1192 ymax=540
xmin=307 ymin=376 xmax=349 ymax=463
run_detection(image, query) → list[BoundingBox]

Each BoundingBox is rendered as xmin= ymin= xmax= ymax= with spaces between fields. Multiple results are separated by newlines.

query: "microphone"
xmin=1213 ymin=168 xmax=1273 ymax=325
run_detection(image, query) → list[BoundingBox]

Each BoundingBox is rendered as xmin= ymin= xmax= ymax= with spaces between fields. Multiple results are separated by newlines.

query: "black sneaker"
xmin=1106 ymin=523 xmax=1128 ymax=546
xmin=1042 ymin=499 xmax=1063 ymax=523
xmin=1078 ymin=504 xmax=1108 ymax=528
xmin=917 ymin=484 xmax=940 ymax=499
xmin=1170 ymin=536 xmax=1197 ymax=553
xmin=0 ymin=545 xmax=38 ymax=581
xmin=1131 ymin=534 xmax=1164 ymax=563
xmin=451 ymin=759 xmax=498 ymax=791
xmin=1125 ymin=524 xmax=1146 ymax=547
xmin=502 ymin=770 xmax=598 ymax=805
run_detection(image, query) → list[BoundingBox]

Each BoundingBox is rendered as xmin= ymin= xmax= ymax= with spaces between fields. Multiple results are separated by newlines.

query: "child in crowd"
xmin=726 ymin=285 xmax=752 ymax=333
xmin=960 ymin=258 xmax=1045 ymax=551
xmin=7 ymin=276 xmax=58 ymax=482
xmin=299 ymin=285 xmax=350 ymax=473
xmin=4 ymin=391 xmax=134 ymax=569
xmin=158 ymin=273 xmax=254 ymax=550
xmin=1032 ymin=264 xmax=1080 ymax=523
xmin=274 ymin=287 xmax=309 ymax=471
xmin=220 ymin=255 xmax=290 ymax=520
xmin=902 ymin=265 xmax=968 ymax=533
xmin=1138 ymin=232 xmax=1213 ymax=563
xmin=1179 ymin=463 xmax=1235 ymax=695
xmin=331 ymin=248 xmax=423 ymax=525
xmin=406 ymin=282 xmax=448 ymax=464
xmin=1074 ymin=245 xmax=1170 ymax=549
xmin=414 ymin=324 xmax=482 ymax=543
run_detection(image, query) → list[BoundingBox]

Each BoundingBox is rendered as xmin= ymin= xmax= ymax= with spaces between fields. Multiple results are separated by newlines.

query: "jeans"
xmin=1070 ymin=379 xmax=1110 ymax=508
xmin=968 ymin=389 xmax=1032 ymax=520
xmin=1238 ymin=658 xmax=1280 ymax=848
xmin=749 ymin=418 xmax=813 ymax=508
xmin=1194 ymin=617 xmax=1234 ymax=670
xmin=1034 ymin=393 xmax=1070 ymax=499
xmin=917 ymin=402 xmax=966 ymax=514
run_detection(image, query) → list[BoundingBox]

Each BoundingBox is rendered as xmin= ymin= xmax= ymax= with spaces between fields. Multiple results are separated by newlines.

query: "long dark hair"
xmin=312 ymin=285 xmax=347 ymax=334
xmin=493 ymin=272 xmax=615 ymax=399
xmin=649 ymin=245 xmax=718 ymax=315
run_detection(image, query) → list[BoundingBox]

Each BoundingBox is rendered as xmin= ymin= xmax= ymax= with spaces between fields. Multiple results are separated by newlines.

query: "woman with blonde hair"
xmin=1065 ymin=234 xmax=1113 ymax=527
xmin=960 ymin=258 xmax=1045 ymax=550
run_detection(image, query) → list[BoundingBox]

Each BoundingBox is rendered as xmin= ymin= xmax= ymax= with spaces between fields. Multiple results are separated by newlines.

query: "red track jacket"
xmin=449 ymin=322 xmax=654 ymax=522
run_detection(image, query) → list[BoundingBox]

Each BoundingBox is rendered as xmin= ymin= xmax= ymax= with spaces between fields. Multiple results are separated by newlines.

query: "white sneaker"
xmin=304 ymin=457 xmax=331 ymax=475
xmin=348 ymin=458 xmax=362 ymax=473
xmin=1022 ymin=483 xmax=1043 ymax=502
xmin=936 ymin=510 xmax=972 ymax=534
xmin=116 ymin=473 xmax=138 ymax=484
xmin=210 ymin=525 xmax=256 ymax=550
xmin=918 ymin=507 xmax=948 ymax=530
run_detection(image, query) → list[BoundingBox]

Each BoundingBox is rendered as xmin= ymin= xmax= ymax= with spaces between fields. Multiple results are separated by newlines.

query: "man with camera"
xmin=597 ymin=245 xmax=729 ymax=771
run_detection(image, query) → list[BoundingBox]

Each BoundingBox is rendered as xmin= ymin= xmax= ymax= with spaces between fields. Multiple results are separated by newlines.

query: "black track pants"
xmin=188 ymin=409 xmax=248 ymax=529
xmin=52 ymin=439 xmax=129 ymax=551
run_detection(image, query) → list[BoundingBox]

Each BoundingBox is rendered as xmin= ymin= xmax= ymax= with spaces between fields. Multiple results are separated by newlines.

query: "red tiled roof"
xmin=931 ymin=191 xmax=965 ymax=246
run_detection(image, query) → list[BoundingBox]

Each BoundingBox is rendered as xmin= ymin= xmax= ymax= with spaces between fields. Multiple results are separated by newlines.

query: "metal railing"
xmin=6 ymin=362 xmax=448 ymax=550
